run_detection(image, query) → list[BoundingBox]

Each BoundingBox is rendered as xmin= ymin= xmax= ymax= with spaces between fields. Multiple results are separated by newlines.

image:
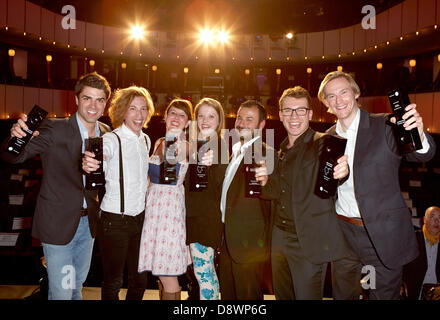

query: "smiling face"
xmin=197 ymin=104 xmax=220 ymax=138
xmin=279 ymin=96 xmax=312 ymax=144
xmin=165 ymin=106 xmax=190 ymax=134
xmin=75 ymin=86 xmax=107 ymax=129
xmin=234 ymin=106 xmax=265 ymax=140
xmin=425 ymin=208 xmax=440 ymax=237
xmin=123 ymin=96 xmax=148 ymax=136
xmin=322 ymin=76 xmax=360 ymax=128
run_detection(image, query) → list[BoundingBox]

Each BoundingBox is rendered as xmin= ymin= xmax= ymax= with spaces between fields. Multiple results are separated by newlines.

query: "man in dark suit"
xmin=218 ymin=100 xmax=274 ymax=300
xmin=0 ymin=72 xmax=111 ymax=300
xmin=403 ymin=206 xmax=440 ymax=299
xmin=260 ymin=86 xmax=350 ymax=300
xmin=317 ymin=71 xmax=436 ymax=299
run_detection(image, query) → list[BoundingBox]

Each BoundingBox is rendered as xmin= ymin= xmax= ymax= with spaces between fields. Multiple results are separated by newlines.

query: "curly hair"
xmin=108 ymin=86 xmax=155 ymax=129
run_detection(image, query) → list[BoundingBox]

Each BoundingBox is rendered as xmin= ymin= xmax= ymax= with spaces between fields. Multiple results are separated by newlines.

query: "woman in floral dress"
xmin=138 ymin=99 xmax=193 ymax=300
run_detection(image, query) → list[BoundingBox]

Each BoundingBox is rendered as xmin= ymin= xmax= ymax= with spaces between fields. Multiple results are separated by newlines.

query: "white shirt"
xmin=100 ymin=124 xmax=150 ymax=216
xmin=220 ymin=136 xmax=260 ymax=223
xmin=335 ymin=109 xmax=431 ymax=218
xmin=423 ymin=239 xmax=438 ymax=284
xmin=335 ymin=108 xmax=361 ymax=218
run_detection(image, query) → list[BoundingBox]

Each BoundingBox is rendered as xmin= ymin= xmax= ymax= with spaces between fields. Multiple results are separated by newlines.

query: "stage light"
xmin=200 ymin=29 xmax=214 ymax=44
xmin=8 ymin=49 xmax=15 ymax=57
xmin=409 ymin=59 xmax=416 ymax=67
xmin=217 ymin=31 xmax=229 ymax=43
xmin=46 ymin=55 xmax=52 ymax=62
xmin=244 ymin=69 xmax=250 ymax=75
xmin=376 ymin=62 xmax=383 ymax=70
xmin=152 ymin=65 xmax=157 ymax=71
xmin=438 ymin=54 xmax=440 ymax=62
xmin=307 ymin=67 xmax=312 ymax=74
xmin=183 ymin=67 xmax=189 ymax=74
xmin=276 ymin=69 xmax=281 ymax=75
xmin=89 ymin=60 xmax=95 ymax=67
xmin=337 ymin=66 xmax=343 ymax=72
xmin=286 ymin=32 xmax=293 ymax=39
xmin=130 ymin=25 xmax=145 ymax=40
xmin=121 ymin=62 xmax=127 ymax=69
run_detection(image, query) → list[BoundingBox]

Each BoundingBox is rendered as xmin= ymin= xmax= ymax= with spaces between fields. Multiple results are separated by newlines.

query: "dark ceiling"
xmin=29 ymin=0 xmax=404 ymax=34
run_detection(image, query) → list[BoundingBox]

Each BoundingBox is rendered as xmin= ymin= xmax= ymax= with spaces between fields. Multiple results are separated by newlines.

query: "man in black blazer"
xmin=317 ymin=71 xmax=436 ymax=299
xmin=218 ymin=100 xmax=274 ymax=300
xmin=0 ymin=72 xmax=111 ymax=300
xmin=403 ymin=206 xmax=440 ymax=299
xmin=260 ymin=86 xmax=350 ymax=300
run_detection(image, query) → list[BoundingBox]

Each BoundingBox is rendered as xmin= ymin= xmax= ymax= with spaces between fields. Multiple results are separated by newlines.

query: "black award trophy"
xmin=85 ymin=137 xmax=105 ymax=189
xmin=7 ymin=105 xmax=48 ymax=155
xmin=189 ymin=139 xmax=209 ymax=191
xmin=314 ymin=135 xmax=347 ymax=199
xmin=387 ymin=89 xmax=423 ymax=154
xmin=161 ymin=134 xmax=178 ymax=184
xmin=244 ymin=146 xmax=263 ymax=198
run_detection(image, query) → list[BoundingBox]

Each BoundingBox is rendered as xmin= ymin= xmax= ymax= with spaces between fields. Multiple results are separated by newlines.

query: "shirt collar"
xmin=336 ymin=108 xmax=360 ymax=137
xmin=75 ymin=112 xmax=100 ymax=139
xmin=280 ymin=127 xmax=313 ymax=152
xmin=120 ymin=123 xmax=142 ymax=139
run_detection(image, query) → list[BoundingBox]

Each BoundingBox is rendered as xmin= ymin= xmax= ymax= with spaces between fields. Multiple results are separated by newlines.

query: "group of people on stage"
xmin=0 ymin=70 xmax=437 ymax=300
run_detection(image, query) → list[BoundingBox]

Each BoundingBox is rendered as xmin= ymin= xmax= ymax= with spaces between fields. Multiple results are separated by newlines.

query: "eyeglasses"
xmin=280 ymin=107 xmax=310 ymax=117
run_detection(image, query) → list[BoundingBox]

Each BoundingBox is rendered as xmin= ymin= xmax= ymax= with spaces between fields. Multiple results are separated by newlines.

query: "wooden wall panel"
xmin=41 ymin=8 xmax=54 ymax=39
xmin=324 ymin=29 xmax=340 ymax=56
xmin=418 ymin=0 xmax=436 ymax=28
xmin=23 ymin=87 xmax=39 ymax=114
xmin=306 ymin=32 xmax=323 ymax=58
xmin=54 ymin=14 xmax=69 ymax=44
xmin=340 ymin=27 xmax=354 ymax=54
xmin=25 ymin=1 xmax=40 ymax=35
xmin=85 ymin=23 xmax=103 ymax=51
xmin=5 ymin=85 xmax=24 ymax=115
xmin=402 ymin=0 xmax=418 ymax=35
xmin=7 ymin=0 xmax=25 ymax=30
xmin=388 ymin=3 xmax=402 ymax=39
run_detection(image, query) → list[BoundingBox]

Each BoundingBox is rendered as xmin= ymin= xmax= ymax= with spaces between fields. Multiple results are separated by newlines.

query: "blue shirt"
xmin=75 ymin=113 xmax=100 ymax=209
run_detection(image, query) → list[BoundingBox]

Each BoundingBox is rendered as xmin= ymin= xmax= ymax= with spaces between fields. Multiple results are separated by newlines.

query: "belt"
xmin=337 ymin=214 xmax=363 ymax=226
xmin=80 ymin=208 xmax=88 ymax=217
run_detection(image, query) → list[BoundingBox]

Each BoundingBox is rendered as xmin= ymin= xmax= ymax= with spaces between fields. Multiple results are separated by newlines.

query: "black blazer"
xmin=403 ymin=230 xmax=440 ymax=300
xmin=223 ymin=142 xmax=273 ymax=264
xmin=327 ymin=109 xmax=436 ymax=268
xmin=263 ymin=129 xmax=350 ymax=264
xmin=0 ymin=116 xmax=110 ymax=245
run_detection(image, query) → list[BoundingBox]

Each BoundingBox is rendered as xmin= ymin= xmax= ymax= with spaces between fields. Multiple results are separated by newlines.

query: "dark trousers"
xmin=98 ymin=211 xmax=147 ymax=300
xmin=218 ymin=240 xmax=264 ymax=300
xmin=272 ymin=226 xmax=327 ymax=300
xmin=332 ymin=219 xmax=403 ymax=300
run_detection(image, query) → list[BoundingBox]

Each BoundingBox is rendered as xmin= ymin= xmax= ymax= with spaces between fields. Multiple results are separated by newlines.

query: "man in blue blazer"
xmin=317 ymin=71 xmax=436 ymax=299
xmin=1 ymin=72 xmax=111 ymax=300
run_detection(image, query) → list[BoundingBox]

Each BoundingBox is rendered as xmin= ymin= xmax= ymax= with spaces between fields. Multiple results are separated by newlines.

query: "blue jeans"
xmin=42 ymin=216 xmax=94 ymax=300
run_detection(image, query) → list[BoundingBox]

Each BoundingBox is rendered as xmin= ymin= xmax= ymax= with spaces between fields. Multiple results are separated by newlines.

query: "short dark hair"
xmin=74 ymin=72 xmax=111 ymax=100
xmin=238 ymin=100 xmax=267 ymax=123
xmin=165 ymin=98 xmax=193 ymax=120
xmin=279 ymin=86 xmax=312 ymax=110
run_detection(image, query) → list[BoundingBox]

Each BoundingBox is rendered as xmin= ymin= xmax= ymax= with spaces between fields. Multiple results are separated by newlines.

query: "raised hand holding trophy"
xmin=7 ymin=105 xmax=48 ymax=155
xmin=189 ymin=138 xmax=209 ymax=191
xmin=387 ymin=89 xmax=423 ymax=154
xmin=161 ymin=133 xmax=178 ymax=184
